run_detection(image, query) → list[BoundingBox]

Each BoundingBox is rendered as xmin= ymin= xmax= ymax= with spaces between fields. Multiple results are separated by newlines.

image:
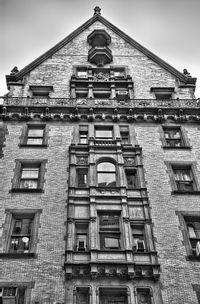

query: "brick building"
xmin=0 ymin=6 xmax=200 ymax=304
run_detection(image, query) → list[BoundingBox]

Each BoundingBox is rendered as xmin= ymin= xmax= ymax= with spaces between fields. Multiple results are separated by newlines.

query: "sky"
xmin=1 ymin=0 xmax=200 ymax=97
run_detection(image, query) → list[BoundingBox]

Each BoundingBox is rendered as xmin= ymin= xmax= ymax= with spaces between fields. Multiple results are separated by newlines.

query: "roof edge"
xmin=6 ymin=13 xmax=196 ymax=87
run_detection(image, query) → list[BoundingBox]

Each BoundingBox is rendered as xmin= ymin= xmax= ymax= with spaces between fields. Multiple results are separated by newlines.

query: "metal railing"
xmin=1 ymin=97 xmax=200 ymax=108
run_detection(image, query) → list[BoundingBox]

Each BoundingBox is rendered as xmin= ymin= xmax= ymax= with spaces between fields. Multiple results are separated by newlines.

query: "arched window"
xmin=97 ymin=161 xmax=116 ymax=187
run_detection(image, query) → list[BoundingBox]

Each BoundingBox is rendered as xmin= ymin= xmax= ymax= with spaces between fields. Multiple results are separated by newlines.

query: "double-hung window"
xmin=77 ymin=168 xmax=88 ymax=188
xmin=136 ymin=288 xmax=152 ymax=304
xmin=119 ymin=126 xmax=129 ymax=144
xmin=162 ymin=126 xmax=189 ymax=148
xmin=0 ymin=287 xmax=26 ymax=304
xmin=132 ymin=225 xmax=146 ymax=252
xmin=125 ymin=169 xmax=138 ymax=189
xmin=20 ymin=124 xmax=48 ymax=147
xmin=12 ymin=160 xmax=47 ymax=192
xmin=79 ymin=125 xmax=88 ymax=144
xmin=99 ymin=288 xmax=128 ymax=304
xmin=99 ymin=213 xmax=121 ymax=250
xmin=173 ymin=167 xmax=195 ymax=192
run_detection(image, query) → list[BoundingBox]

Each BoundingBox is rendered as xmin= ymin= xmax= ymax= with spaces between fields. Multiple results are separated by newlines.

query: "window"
xmin=151 ymin=87 xmax=174 ymax=100
xmin=173 ymin=167 xmax=195 ymax=192
xmin=125 ymin=169 xmax=138 ymax=189
xmin=136 ymin=288 xmax=152 ymax=304
xmin=113 ymin=69 xmax=125 ymax=78
xmin=95 ymin=126 xmax=113 ymax=140
xmin=185 ymin=216 xmax=200 ymax=257
xmin=177 ymin=211 xmax=200 ymax=260
xmin=12 ymin=160 xmax=47 ymax=192
xmin=75 ymin=223 xmax=88 ymax=251
xmin=79 ymin=125 xmax=88 ymax=144
xmin=162 ymin=126 xmax=189 ymax=148
xmin=132 ymin=225 xmax=146 ymax=252
xmin=76 ymin=287 xmax=90 ymax=304
xmin=77 ymin=168 xmax=88 ymax=188
xmin=192 ymin=285 xmax=200 ymax=304
xmin=77 ymin=68 xmax=88 ymax=78
xmin=29 ymin=86 xmax=53 ymax=98
xmin=97 ymin=162 xmax=116 ymax=187
xmin=0 ymin=287 xmax=25 ymax=304
xmin=20 ymin=124 xmax=47 ymax=146
xmin=1 ymin=209 xmax=42 ymax=257
xmin=119 ymin=126 xmax=129 ymax=144
xmin=166 ymin=162 xmax=200 ymax=194
xmin=99 ymin=213 xmax=121 ymax=250
xmin=99 ymin=288 xmax=128 ymax=304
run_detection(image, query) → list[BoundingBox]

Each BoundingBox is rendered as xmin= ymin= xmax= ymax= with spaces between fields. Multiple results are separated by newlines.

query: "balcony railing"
xmin=1 ymin=97 xmax=200 ymax=108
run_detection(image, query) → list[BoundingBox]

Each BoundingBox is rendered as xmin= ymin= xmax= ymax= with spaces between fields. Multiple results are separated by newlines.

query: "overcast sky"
xmin=1 ymin=0 xmax=200 ymax=97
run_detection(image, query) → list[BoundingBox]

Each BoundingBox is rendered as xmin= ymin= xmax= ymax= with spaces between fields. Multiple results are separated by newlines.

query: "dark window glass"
xmin=99 ymin=288 xmax=127 ymax=304
xmin=76 ymin=287 xmax=90 ymax=304
xmin=27 ymin=126 xmax=44 ymax=145
xmin=99 ymin=214 xmax=121 ymax=250
xmin=77 ymin=169 xmax=88 ymax=187
xmin=125 ymin=170 xmax=138 ymax=188
xmin=132 ymin=225 xmax=146 ymax=252
xmin=20 ymin=165 xmax=40 ymax=189
xmin=137 ymin=288 xmax=152 ymax=304
xmin=95 ymin=128 xmax=113 ymax=140
xmin=185 ymin=216 xmax=200 ymax=257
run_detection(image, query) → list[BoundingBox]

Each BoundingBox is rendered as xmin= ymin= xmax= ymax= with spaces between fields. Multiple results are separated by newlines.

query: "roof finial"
xmin=94 ymin=6 xmax=101 ymax=16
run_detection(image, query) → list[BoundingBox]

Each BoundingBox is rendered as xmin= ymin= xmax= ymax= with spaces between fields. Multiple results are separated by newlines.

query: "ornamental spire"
xmin=94 ymin=6 xmax=101 ymax=16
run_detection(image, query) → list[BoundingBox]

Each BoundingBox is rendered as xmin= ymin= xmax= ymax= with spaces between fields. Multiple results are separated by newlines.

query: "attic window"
xmin=30 ymin=86 xmax=53 ymax=98
xmin=151 ymin=87 xmax=174 ymax=100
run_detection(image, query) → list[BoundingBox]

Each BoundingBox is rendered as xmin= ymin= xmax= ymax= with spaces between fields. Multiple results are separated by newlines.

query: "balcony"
xmin=88 ymin=46 xmax=113 ymax=66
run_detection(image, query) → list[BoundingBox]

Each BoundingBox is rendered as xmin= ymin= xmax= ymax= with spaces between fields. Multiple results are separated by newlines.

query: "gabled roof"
xmin=6 ymin=8 xmax=196 ymax=86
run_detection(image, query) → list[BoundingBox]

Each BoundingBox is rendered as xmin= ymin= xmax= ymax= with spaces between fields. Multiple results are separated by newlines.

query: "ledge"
xmin=19 ymin=144 xmax=48 ymax=148
xmin=172 ymin=190 xmax=200 ymax=195
xmin=163 ymin=146 xmax=191 ymax=150
xmin=11 ymin=188 xmax=43 ymax=193
xmin=0 ymin=252 xmax=37 ymax=259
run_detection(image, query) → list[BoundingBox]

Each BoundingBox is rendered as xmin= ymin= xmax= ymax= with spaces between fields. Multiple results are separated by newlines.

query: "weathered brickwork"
xmin=0 ymin=122 xmax=74 ymax=302
xmin=135 ymin=124 xmax=200 ymax=304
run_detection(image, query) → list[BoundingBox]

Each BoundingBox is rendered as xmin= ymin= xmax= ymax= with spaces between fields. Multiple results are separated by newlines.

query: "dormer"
xmin=87 ymin=30 xmax=112 ymax=67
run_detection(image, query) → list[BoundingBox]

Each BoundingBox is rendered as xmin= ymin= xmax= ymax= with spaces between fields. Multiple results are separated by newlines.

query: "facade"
xmin=0 ymin=6 xmax=200 ymax=304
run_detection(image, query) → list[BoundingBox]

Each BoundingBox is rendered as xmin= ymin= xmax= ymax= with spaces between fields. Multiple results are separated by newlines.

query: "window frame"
xmin=74 ymin=286 xmax=91 ymax=304
xmin=0 ymin=282 xmax=34 ymax=304
xmin=29 ymin=85 xmax=53 ymax=98
xmin=131 ymin=224 xmax=146 ymax=252
xmin=74 ymin=222 xmax=89 ymax=252
xmin=95 ymin=126 xmax=114 ymax=140
xmin=98 ymin=287 xmax=129 ymax=304
xmin=176 ymin=211 xmax=200 ymax=261
xmin=20 ymin=124 xmax=48 ymax=147
xmin=98 ymin=212 xmax=122 ymax=251
xmin=135 ymin=287 xmax=153 ymax=304
xmin=1 ymin=209 xmax=42 ymax=258
xmin=192 ymin=284 xmax=200 ymax=303
xmin=151 ymin=87 xmax=174 ymax=100
xmin=79 ymin=125 xmax=89 ymax=144
xmin=125 ymin=169 xmax=138 ymax=189
xmin=161 ymin=125 xmax=190 ymax=149
xmin=119 ymin=125 xmax=130 ymax=145
xmin=97 ymin=160 xmax=117 ymax=188
xmin=11 ymin=159 xmax=47 ymax=192
xmin=165 ymin=161 xmax=200 ymax=194
xmin=77 ymin=168 xmax=88 ymax=188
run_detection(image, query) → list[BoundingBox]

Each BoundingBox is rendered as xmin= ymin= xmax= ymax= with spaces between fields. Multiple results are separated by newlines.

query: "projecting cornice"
xmin=6 ymin=11 xmax=196 ymax=88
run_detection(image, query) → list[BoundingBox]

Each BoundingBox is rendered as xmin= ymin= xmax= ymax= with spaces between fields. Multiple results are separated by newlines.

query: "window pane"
xmin=21 ymin=168 xmax=39 ymax=179
xmin=174 ymin=169 xmax=191 ymax=181
xmin=27 ymin=138 xmax=43 ymax=145
xmin=104 ymin=237 xmax=120 ymax=248
xmin=28 ymin=128 xmax=44 ymax=137
xmin=96 ymin=129 xmax=113 ymax=138
xmin=98 ymin=162 xmax=115 ymax=172
xmin=98 ymin=173 xmax=116 ymax=187
xmin=20 ymin=179 xmax=38 ymax=189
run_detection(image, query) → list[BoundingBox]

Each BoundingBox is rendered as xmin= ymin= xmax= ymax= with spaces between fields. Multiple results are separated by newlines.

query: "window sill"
xmin=11 ymin=188 xmax=43 ymax=193
xmin=186 ymin=255 xmax=200 ymax=261
xmin=0 ymin=252 xmax=37 ymax=259
xmin=172 ymin=190 xmax=200 ymax=195
xmin=163 ymin=146 xmax=191 ymax=150
xmin=19 ymin=144 xmax=48 ymax=148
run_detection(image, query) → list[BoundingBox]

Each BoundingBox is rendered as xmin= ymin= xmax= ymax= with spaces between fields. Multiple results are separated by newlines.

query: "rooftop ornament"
xmin=183 ymin=69 xmax=191 ymax=77
xmin=94 ymin=6 xmax=101 ymax=16
xmin=10 ymin=66 xmax=19 ymax=75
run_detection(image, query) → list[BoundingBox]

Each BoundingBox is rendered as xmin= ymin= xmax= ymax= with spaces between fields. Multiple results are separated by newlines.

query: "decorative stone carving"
xmin=93 ymin=71 xmax=110 ymax=82
xmin=77 ymin=156 xmax=88 ymax=165
xmin=124 ymin=157 xmax=136 ymax=166
xmin=129 ymin=207 xmax=144 ymax=219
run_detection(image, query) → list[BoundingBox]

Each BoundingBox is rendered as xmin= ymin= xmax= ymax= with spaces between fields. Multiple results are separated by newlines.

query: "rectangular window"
xmin=136 ymin=288 xmax=152 ymax=304
xmin=185 ymin=216 xmax=200 ymax=257
xmin=120 ymin=126 xmax=129 ymax=144
xmin=75 ymin=223 xmax=88 ymax=252
xmin=76 ymin=287 xmax=90 ymax=304
xmin=173 ymin=167 xmax=195 ymax=192
xmin=95 ymin=126 xmax=113 ymax=140
xmin=9 ymin=214 xmax=34 ymax=254
xmin=99 ymin=213 xmax=121 ymax=250
xmin=99 ymin=288 xmax=128 ymax=304
xmin=132 ymin=225 xmax=146 ymax=252
xmin=125 ymin=169 xmax=138 ymax=189
xmin=1 ymin=209 xmax=42 ymax=257
xmin=29 ymin=85 xmax=53 ymax=98
xmin=0 ymin=287 xmax=25 ymax=304
xmin=12 ymin=160 xmax=46 ymax=192
xmin=20 ymin=124 xmax=47 ymax=147
xmin=79 ymin=125 xmax=88 ymax=144
xmin=151 ymin=87 xmax=174 ymax=100
xmin=162 ymin=126 xmax=189 ymax=148
xmin=77 ymin=168 xmax=88 ymax=188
